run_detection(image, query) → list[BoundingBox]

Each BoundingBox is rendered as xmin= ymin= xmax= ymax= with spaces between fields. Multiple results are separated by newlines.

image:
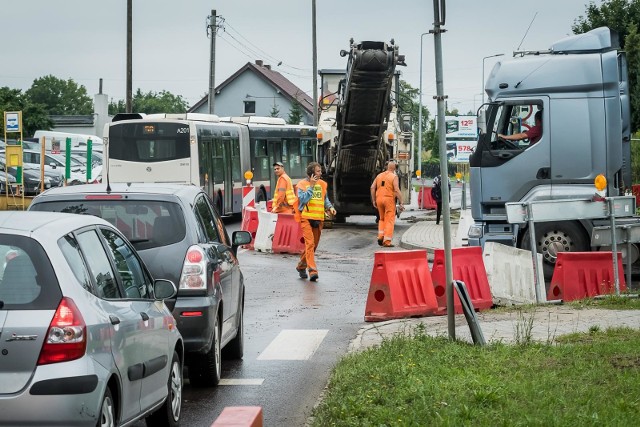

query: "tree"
xmin=397 ymin=80 xmax=434 ymax=165
xmin=109 ymin=89 xmax=189 ymax=115
xmin=287 ymin=99 xmax=304 ymax=124
xmin=25 ymin=75 xmax=93 ymax=115
xmin=573 ymin=0 xmax=640 ymax=131
xmin=0 ymin=87 xmax=53 ymax=136
xmin=270 ymin=103 xmax=281 ymax=118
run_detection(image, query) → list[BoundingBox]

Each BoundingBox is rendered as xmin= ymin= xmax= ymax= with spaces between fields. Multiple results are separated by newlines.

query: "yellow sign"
xmin=6 ymin=145 xmax=22 ymax=167
xmin=416 ymin=170 xmax=421 ymax=177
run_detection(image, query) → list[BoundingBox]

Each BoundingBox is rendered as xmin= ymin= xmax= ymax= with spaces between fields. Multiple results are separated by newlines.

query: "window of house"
xmin=244 ymin=100 xmax=256 ymax=115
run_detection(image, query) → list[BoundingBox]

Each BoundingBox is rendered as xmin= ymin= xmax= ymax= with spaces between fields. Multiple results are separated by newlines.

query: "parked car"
xmin=0 ymin=211 xmax=183 ymax=426
xmin=29 ymin=183 xmax=252 ymax=387
xmin=0 ymin=157 xmax=63 ymax=196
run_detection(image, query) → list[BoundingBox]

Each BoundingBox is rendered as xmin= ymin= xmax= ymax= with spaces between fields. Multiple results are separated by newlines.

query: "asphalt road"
xmin=166 ymin=214 xmax=413 ymax=426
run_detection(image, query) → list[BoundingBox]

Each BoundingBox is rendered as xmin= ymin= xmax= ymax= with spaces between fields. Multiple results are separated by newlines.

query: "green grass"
xmin=312 ymin=325 xmax=640 ymax=426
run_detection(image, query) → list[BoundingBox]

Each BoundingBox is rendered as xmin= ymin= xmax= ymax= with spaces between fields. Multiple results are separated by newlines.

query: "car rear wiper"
xmin=128 ymin=238 xmax=149 ymax=243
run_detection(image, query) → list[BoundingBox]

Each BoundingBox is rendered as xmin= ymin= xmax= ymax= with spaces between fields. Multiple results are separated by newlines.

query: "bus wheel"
xmin=522 ymin=221 xmax=588 ymax=281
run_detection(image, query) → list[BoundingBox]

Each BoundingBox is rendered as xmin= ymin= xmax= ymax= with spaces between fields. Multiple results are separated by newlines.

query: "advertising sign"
xmin=4 ymin=111 xmax=21 ymax=133
xmin=445 ymin=115 xmax=478 ymax=163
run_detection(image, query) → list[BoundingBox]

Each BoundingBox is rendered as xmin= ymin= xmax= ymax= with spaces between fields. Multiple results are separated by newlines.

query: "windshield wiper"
xmin=128 ymin=238 xmax=150 ymax=243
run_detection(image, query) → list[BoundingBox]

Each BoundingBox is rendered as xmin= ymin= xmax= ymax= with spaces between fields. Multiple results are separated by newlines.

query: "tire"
xmin=223 ymin=296 xmax=244 ymax=360
xmin=188 ymin=315 xmax=221 ymax=387
xmin=97 ymin=387 xmax=116 ymax=427
xmin=522 ymin=221 xmax=589 ymax=281
xmin=146 ymin=351 xmax=182 ymax=427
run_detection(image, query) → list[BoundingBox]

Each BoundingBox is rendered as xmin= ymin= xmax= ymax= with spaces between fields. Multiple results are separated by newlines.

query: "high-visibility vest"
xmin=298 ymin=179 xmax=327 ymax=221
xmin=375 ymin=171 xmax=396 ymax=199
xmin=272 ymin=173 xmax=297 ymax=208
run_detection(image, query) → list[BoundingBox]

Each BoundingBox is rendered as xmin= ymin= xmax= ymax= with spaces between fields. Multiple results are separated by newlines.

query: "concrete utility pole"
xmin=430 ymin=0 xmax=455 ymax=340
xmin=126 ymin=0 xmax=132 ymax=113
xmin=208 ymin=10 xmax=218 ymax=114
xmin=418 ymin=32 xmax=429 ymax=185
xmin=312 ymin=0 xmax=318 ymax=126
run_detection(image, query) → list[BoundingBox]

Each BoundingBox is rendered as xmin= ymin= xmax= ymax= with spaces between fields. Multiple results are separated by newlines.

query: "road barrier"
xmin=240 ymin=207 xmax=259 ymax=250
xmin=547 ymin=252 xmax=627 ymax=302
xmin=272 ymin=213 xmax=305 ymax=254
xmin=431 ymin=247 xmax=493 ymax=315
xmin=242 ymin=186 xmax=255 ymax=211
xmin=365 ymin=249 xmax=439 ymax=322
xmin=254 ymin=209 xmax=278 ymax=252
xmin=482 ymin=242 xmax=539 ymax=305
xmin=211 ymin=406 xmax=263 ymax=427
xmin=417 ymin=186 xmax=437 ymax=209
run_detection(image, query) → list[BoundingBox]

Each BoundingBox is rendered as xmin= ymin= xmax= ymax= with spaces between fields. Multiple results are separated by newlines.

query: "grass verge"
xmin=311 ymin=326 xmax=640 ymax=426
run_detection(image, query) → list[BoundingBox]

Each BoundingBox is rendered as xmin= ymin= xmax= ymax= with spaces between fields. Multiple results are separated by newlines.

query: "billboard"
xmin=445 ymin=115 xmax=478 ymax=163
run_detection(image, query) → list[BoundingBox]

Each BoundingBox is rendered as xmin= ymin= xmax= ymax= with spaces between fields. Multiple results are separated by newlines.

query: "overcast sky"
xmin=1 ymin=0 xmax=595 ymax=117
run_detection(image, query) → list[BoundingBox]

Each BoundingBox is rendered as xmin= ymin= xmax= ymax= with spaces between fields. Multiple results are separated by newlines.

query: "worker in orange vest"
xmin=295 ymin=161 xmax=336 ymax=282
xmin=370 ymin=159 xmax=404 ymax=247
xmin=271 ymin=161 xmax=297 ymax=214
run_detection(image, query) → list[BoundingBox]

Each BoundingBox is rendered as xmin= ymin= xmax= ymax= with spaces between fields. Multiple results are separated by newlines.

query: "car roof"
xmin=32 ymin=182 xmax=203 ymax=199
xmin=0 ymin=211 xmax=110 ymax=234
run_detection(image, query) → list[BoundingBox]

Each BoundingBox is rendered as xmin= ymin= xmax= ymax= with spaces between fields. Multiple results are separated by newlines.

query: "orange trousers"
xmin=297 ymin=218 xmax=323 ymax=273
xmin=377 ymin=196 xmax=396 ymax=242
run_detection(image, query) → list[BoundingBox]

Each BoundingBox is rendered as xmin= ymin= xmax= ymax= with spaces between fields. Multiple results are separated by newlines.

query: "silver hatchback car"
xmin=0 ymin=212 xmax=183 ymax=426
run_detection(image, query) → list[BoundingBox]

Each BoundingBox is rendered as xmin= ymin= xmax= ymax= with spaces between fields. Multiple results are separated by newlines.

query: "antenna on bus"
xmin=106 ymin=162 xmax=112 ymax=194
xmin=516 ymin=12 xmax=538 ymax=52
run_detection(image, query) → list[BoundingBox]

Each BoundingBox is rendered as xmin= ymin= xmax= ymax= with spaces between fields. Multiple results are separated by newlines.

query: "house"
xmin=189 ymin=60 xmax=314 ymax=125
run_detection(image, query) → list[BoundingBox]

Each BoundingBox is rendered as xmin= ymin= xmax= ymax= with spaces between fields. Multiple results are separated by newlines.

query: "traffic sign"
xmin=4 ymin=111 xmax=21 ymax=133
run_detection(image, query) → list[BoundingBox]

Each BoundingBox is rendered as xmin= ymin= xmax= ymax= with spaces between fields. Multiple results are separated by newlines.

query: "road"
xmin=172 ymin=214 xmax=414 ymax=426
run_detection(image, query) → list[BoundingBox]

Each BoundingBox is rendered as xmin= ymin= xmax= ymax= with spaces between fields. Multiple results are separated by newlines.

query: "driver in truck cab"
xmin=498 ymin=110 xmax=542 ymax=145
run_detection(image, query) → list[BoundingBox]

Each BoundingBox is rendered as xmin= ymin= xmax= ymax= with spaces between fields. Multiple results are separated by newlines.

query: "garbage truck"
xmin=317 ymin=39 xmax=411 ymax=222
xmin=467 ymin=26 xmax=634 ymax=279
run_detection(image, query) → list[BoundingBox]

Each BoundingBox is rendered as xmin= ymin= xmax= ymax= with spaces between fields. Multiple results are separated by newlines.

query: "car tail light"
xmin=38 ymin=297 xmax=87 ymax=365
xmin=179 ymin=245 xmax=207 ymax=290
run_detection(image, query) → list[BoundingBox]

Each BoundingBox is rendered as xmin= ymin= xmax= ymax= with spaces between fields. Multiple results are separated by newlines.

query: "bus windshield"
xmin=109 ymin=122 xmax=190 ymax=162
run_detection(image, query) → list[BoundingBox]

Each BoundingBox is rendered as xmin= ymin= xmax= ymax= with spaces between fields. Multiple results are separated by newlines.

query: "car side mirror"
xmin=154 ymin=278 xmax=177 ymax=301
xmin=49 ymin=163 xmax=57 ymax=169
xmin=232 ymin=231 xmax=252 ymax=247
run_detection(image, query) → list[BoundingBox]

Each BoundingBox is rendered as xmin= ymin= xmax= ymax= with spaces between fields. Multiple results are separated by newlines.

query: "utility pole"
xmin=208 ymin=10 xmax=218 ymax=115
xmin=126 ymin=0 xmax=132 ymax=113
xmin=312 ymin=0 xmax=318 ymax=125
xmin=431 ymin=0 xmax=455 ymax=340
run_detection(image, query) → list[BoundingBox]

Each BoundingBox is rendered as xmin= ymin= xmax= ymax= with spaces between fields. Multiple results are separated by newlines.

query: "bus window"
xmin=301 ymin=139 xmax=315 ymax=170
xmin=284 ymin=139 xmax=302 ymax=177
xmin=231 ymin=138 xmax=241 ymax=182
xmin=252 ymin=139 xmax=269 ymax=181
xmin=213 ymin=139 xmax=225 ymax=183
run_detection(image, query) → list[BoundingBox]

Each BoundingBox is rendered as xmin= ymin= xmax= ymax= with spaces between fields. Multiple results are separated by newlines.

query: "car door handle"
xmin=109 ymin=315 xmax=121 ymax=325
xmin=140 ymin=312 xmax=149 ymax=321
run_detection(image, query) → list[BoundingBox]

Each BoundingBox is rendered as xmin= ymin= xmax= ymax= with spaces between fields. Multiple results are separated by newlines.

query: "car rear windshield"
xmin=30 ymin=200 xmax=186 ymax=251
xmin=0 ymin=234 xmax=61 ymax=310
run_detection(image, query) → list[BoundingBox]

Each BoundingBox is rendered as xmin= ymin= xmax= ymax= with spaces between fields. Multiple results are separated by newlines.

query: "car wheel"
xmin=188 ymin=315 xmax=221 ymax=387
xmin=97 ymin=387 xmax=116 ymax=427
xmin=145 ymin=351 xmax=182 ymax=427
xmin=223 ymin=296 xmax=244 ymax=360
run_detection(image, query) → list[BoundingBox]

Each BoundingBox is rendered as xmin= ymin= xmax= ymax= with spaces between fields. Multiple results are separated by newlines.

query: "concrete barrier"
xmin=254 ymin=209 xmax=278 ymax=252
xmin=211 ymin=406 xmax=263 ymax=427
xmin=482 ymin=242 xmax=541 ymax=306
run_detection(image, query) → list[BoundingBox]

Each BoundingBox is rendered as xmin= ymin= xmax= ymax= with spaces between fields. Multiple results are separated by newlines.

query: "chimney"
xmin=255 ymin=60 xmax=263 ymax=66
xmin=264 ymin=64 xmax=271 ymax=70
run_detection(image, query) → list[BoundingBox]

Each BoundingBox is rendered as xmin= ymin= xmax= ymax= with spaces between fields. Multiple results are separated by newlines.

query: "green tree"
xmin=287 ymin=99 xmax=304 ymax=124
xmin=270 ymin=103 xmax=281 ymax=118
xmin=397 ymin=80 xmax=433 ymax=168
xmin=109 ymin=89 xmax=189 ymax=115
xmin=0 ymin=87 xmax=53 ymax=136
xmin=573 ymin=0 xmax=640 ymax=131
xmin=25 ymin=75 xmax=93 ymax=115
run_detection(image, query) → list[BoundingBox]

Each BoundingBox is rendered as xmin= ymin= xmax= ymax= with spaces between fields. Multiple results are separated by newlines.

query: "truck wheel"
xmin=522 ymin=221 xmax=589 ymax=280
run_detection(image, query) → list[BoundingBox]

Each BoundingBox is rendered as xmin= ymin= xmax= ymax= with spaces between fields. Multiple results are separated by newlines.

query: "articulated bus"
xmin=104 ymin=113 xmax=316 ymax=216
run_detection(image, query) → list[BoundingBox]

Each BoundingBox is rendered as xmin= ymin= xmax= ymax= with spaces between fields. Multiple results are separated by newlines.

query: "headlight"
xmin=467 ymin=225 xmax=483 ymax=239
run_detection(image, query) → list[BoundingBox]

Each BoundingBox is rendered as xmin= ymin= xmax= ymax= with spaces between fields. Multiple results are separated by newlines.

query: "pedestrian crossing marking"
xmin=219 ymin=378 xmax=264 ymax=386
xmin=257 ymin=329 xmax=328 ymax=360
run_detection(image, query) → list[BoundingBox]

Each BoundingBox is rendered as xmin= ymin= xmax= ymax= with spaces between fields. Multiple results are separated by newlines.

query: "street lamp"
xmin=481 ymin=53 xmax=504 ymax=105
xmin=418 ymin=32 xmax=429 ymax=184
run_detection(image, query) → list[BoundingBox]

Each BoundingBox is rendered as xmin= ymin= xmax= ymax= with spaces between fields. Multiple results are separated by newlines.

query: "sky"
xmin=0 ymin=0 xmax=596 ymax=118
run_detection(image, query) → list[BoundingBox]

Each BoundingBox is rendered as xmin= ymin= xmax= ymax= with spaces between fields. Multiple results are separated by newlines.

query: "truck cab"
xmin=468 ymin=27 xmax=632 ymax=278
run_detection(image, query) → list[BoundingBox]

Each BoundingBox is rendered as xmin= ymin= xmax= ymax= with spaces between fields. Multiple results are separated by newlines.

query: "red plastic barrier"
xmin=547 ymin=252 xmax=627 ymax=302
xmin=417 ymin=187 xmax=437 ymax=209
xmin=272 ymin=213 xmax=305 ymax=254
xmin=211 ymin=406 xmax=263 ymax=427
xmin=431 ymin=247 xmax=493 ymax=315
xmin=365 ymin=250 xmax=439 ymax=322
xmin=240 ymin=207 xmax=259 ymax=250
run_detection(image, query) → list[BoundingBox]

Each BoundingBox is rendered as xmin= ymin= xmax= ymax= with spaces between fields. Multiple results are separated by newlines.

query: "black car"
xmin=0 ymin=158 xmax=62 ymax=195
xmin=29 ymin=183 xmax=251 ymax=387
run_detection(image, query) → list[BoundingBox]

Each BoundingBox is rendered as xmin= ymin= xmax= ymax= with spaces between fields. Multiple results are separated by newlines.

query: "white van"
xmin=32 ymin=131 xmax=104 ymax=153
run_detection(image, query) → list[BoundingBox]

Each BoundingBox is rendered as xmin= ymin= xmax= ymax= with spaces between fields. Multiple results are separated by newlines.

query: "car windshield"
xmin=30 ymin=199 xmax=186 ymax=251
xmin=47 ymin=153 xmax=84 ymax=167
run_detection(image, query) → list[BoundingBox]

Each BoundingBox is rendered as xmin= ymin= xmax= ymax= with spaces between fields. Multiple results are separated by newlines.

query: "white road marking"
xmin=257 ymin=329 xmax=329 ymax=360
xmin=219 ymin=378 xmax=264 ymax=386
